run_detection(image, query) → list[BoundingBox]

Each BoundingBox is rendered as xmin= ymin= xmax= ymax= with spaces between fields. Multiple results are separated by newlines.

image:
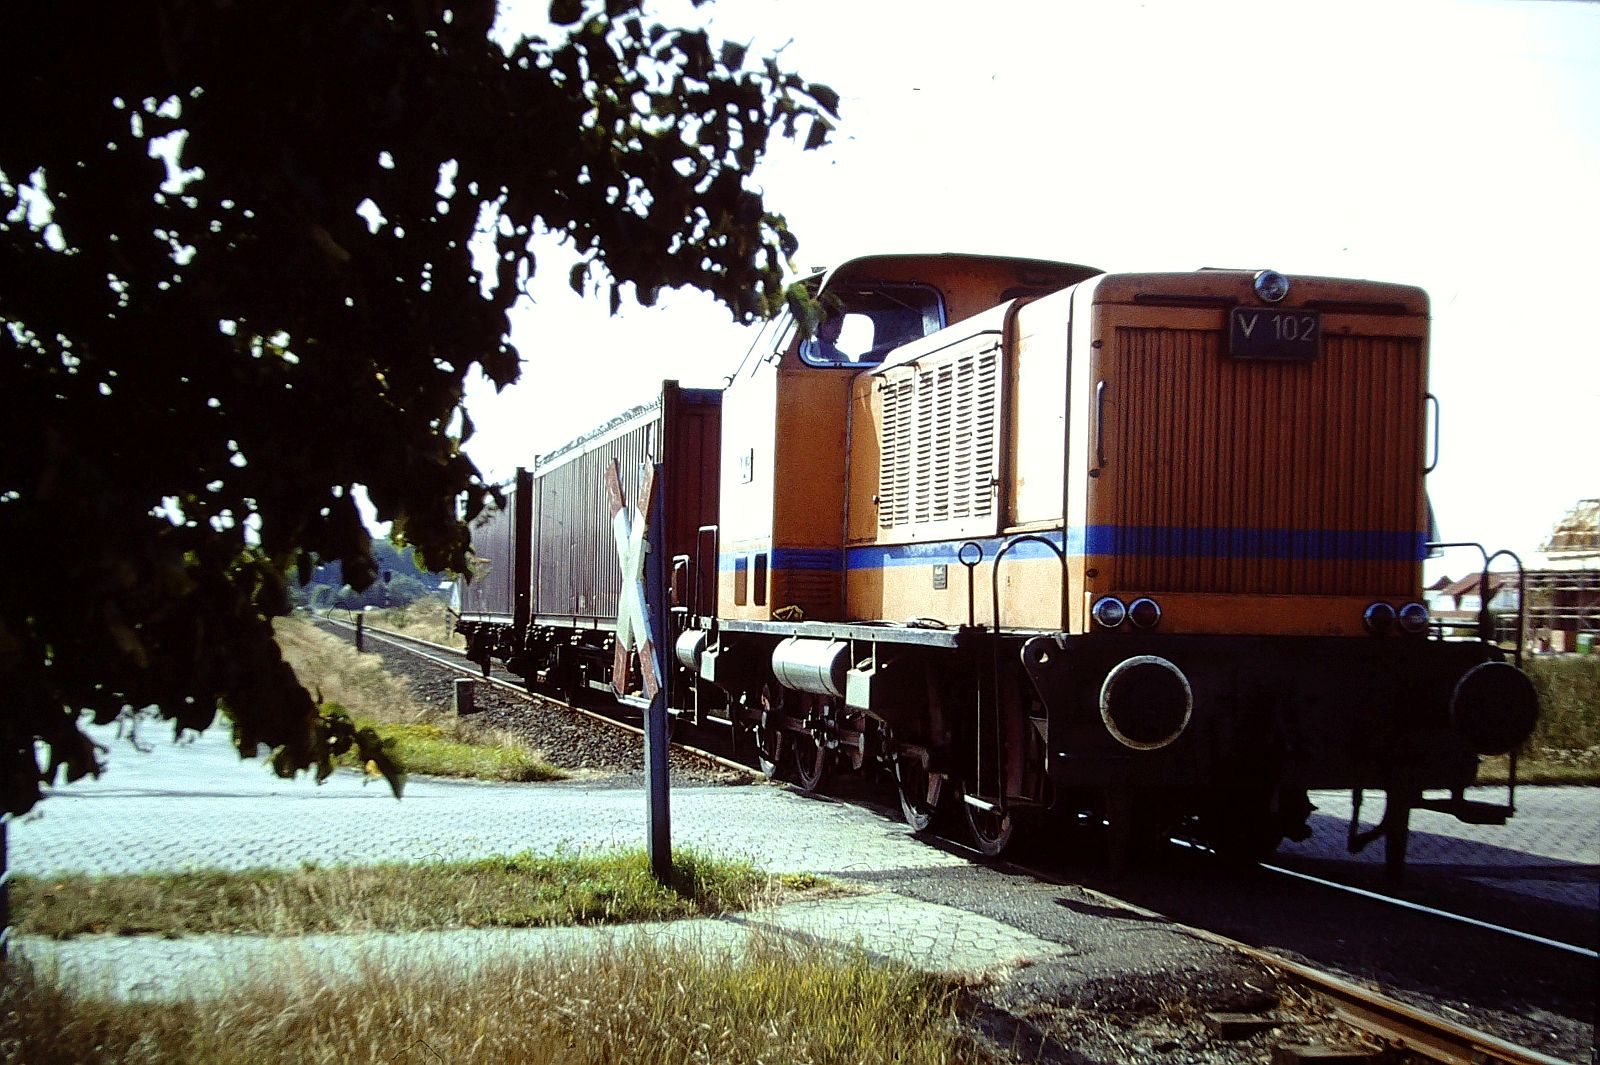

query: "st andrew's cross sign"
xmin=604 ymin=458 xmax=663 ymax=701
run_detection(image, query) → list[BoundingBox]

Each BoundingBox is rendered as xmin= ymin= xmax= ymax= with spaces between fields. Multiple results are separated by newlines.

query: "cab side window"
xmin=800 ymin=283 xmax=945 ymax=367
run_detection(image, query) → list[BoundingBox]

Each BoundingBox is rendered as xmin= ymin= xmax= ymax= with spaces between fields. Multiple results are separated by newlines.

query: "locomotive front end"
xmin=1020 ymin=269 xmax=1538 ymax=862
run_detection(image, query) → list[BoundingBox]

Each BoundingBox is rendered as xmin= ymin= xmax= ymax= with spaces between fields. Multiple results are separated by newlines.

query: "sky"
xmin=465 ymin=0 xmax=1599 ymax=570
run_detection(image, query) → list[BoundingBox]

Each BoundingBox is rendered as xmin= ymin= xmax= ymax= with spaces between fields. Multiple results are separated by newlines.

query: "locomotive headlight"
xmin=1363 ymin=602 xmax=1396 ymax=635
xmin=1091 ymin=596 xmax=1127 ymax=629
xmin=1128 ymin=597 xmax=1162 ymax=630
xmin=1397 ymin=602 xmax=1430 ymax=635
xmin=1253 ymin=269 xmax=1291 ymax=303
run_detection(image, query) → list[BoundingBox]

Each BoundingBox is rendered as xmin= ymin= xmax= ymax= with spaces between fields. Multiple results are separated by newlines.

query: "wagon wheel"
xmin=894 ymin=753 xmax=944 ymax=835
xmin=791 ymin=730 xmax=827 ymax=792
xmin=755 ymin=684 xmax=787 ymax=780
xmin=959 ymin=784 xmax=1014 ymax=857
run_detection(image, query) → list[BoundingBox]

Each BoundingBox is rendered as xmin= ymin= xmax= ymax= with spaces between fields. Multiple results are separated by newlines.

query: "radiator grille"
xmin=878 ymin=347 xmax=1000 ymax=531
xmin=1103 ymin=327 xmax=1423 ymax=596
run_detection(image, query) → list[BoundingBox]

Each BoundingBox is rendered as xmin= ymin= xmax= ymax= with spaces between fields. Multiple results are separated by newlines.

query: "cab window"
xmin=799 ymin=284 xmax=945 ymax=367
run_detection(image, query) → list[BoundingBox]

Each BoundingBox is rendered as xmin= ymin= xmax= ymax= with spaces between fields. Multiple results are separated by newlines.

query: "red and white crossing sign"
xmin=605 ymin=458 xmax=661 ymax=700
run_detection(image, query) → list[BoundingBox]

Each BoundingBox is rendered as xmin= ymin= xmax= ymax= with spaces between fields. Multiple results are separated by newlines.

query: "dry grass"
xmin=3 ymin=936 xmax=992 ymax=1065
xmin=273 ymin=614 xmax=561 ymax=782
xmin=274 ymin=614 xmax=428 ymax=723
xmin=360 ymin=596 xmax=464 ymax=648
xmin=13 ymin=849 xmax=832 ymax=939
xmin=1476 ymin=746 xmax=1600 ymax=786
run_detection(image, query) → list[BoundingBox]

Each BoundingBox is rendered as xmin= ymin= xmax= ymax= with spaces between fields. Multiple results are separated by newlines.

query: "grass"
xmin=2 ymin=936 xmax=994 ymax=1065
xmin=343 ymin=718 xmax=563 ymax=783
xmin=1524 ymin=653 xmax=1600 ymax=751
xmin=1475 ymin=654 xmax=1600 ymax=786
xmin=274 ymin=613 xmax=429 ymax=722
xmin=354 ymin=595 xmax=464 ymax=649
xmin=273 ymin=614 xmax=564 ymax=782
xmin=12 ymin=849 xmax=835 ymax=939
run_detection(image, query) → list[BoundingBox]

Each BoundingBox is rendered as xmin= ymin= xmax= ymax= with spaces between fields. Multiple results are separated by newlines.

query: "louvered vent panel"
xmin=1105 ymin=327 xmax=1422 ymax=596
xmin=878 ymin=347 xmax=1000 ymax=532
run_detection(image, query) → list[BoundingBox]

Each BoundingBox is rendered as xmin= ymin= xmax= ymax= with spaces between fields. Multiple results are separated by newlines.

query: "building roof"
xmin=1442 ymin=573 xmax=1517 ymax=599
xmin=1542 ymin=498 xmax=1600 ymax=555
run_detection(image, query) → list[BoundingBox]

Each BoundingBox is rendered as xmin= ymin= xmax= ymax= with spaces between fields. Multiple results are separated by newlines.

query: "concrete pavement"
xmin=10 ymin=721 xmax=1597 ymax=1001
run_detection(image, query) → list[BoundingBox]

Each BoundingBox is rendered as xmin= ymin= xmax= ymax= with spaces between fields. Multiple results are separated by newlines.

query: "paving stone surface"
xmin=9 ymin=720 xmax=1596 ymax=1016
xmin=9 ymin=723 xmax=966 ymax=879
xmin=1276 ymin=787 xmax=1600 ymax=910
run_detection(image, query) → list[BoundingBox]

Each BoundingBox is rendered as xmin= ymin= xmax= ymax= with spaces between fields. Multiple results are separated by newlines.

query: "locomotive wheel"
xmin=959 ymin=786 xmax=1014 ymax=857
xmin=791 ymin=732 xmax=827 ymax=792
xmin=894 ymin=756 xmax=945 ymax=835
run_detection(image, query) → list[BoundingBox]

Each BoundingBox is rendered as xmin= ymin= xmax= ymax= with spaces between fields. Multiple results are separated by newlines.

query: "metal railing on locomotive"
xmin=665 ymin=524 xmax=720 ymax=726
xmin=1346 ymin=542 xmax=1531 ymax=876
xmin=965 ymin=533 xmax=1068 ymax=820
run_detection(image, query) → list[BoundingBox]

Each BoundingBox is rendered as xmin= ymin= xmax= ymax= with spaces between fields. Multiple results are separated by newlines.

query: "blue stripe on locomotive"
xmin=719 ymin=527 xmax=1424 ymax=573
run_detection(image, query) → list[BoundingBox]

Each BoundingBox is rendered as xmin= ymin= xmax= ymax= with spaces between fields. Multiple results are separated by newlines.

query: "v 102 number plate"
xmin=1228 ymin=306 xmax=1321 ymax=361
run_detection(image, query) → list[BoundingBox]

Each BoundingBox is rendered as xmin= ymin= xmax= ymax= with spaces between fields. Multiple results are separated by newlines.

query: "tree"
xmin=0 ymin=0 xmax=836 ymax=815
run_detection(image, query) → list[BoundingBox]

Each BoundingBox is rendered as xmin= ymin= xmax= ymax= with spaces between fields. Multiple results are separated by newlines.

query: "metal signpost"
xmin=607 ymin=459 xmax=671 ymax=884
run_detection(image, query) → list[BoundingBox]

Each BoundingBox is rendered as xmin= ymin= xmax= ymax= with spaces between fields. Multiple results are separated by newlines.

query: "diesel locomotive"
xmin=454 ymin=251 xmax=1539 ymax=870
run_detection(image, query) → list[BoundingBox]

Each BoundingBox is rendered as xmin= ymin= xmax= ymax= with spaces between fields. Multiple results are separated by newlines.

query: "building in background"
xmin=1525 ymin=499 xmax=1600 ymax=653
xmin=1430 ymin=499 xmax=1599 ymax=651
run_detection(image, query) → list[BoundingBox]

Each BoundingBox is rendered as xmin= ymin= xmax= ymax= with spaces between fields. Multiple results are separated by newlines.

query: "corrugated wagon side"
xmin=455 ymin=381 xmax=721 ymax=702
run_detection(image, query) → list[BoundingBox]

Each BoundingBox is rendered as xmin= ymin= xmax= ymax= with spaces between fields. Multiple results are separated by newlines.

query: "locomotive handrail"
xmin=1426 ymin=541 xmax=1527 ymax=666
xmin=670 ymin=554 xmax=691 ymax=617
xmin=696 ymin=524 xmax=720 ymax=633
xmin=1094 ymin=380 xmax=1108 ymax=467
xmin=1426 ymin=540 xmax=1529 ymax=826
xmin=1424 ymin=393 xmax=1440 ymax=474
xmin=958 ymin=541 xmax=983 ymax=629
xmin=984 ymin=533 xmax=1068 ymax=812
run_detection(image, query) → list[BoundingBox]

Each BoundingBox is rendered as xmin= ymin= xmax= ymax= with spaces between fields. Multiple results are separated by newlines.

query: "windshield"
xmin=799 ymin=283 xmax=945 ymax=367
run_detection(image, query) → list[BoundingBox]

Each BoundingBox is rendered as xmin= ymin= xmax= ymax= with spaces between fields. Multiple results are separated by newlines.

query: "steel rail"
xmin=1015 ymin=865 xmax=1578 ymax=1065
xmin=316 ymin=616 xmax=757 ymax=779
xmin=1259 ymin=859 xmax=1597 ymax=961
xmin=1163 ymin=837 xmax=1598 ymax=961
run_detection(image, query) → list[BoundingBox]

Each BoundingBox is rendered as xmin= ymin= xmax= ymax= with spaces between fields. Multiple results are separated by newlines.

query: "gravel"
xmin=317 ymin=620 xmax=747 ymax=788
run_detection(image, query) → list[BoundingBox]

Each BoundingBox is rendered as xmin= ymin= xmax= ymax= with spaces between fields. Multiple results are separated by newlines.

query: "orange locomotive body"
xmin=463 ymin=251 xmax=1539 ymax=870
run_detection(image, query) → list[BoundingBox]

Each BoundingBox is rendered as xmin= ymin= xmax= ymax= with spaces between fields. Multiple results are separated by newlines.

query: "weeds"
xmin=1525 ymin=654 xmax=1600 ymax=752
xmin=340 ymin=717 xmax=562 ymax=783
xmin=12 ymin=848 xmax=836 ymax=939
xmin=3 ymin=935 xmax=990 ymax=1065
xmin=351 ymin=596 xmax=463 ymax=648
xmin=1477 ymin=655 xmax=1600 ymax=785
xmin=273 ymin=615 xmax=562 ymax=782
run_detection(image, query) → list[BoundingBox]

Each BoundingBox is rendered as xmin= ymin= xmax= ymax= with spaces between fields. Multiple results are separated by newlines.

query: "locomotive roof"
xmin=816 ymin=251 xmax=1100 ymax=291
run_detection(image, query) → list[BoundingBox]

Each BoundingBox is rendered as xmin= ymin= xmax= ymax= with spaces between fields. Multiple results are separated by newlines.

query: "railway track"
xmin=315 ymin=615 xmax=755 ymax=779
xmin=329 ymin=614 xmax=1594 ymax=1065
